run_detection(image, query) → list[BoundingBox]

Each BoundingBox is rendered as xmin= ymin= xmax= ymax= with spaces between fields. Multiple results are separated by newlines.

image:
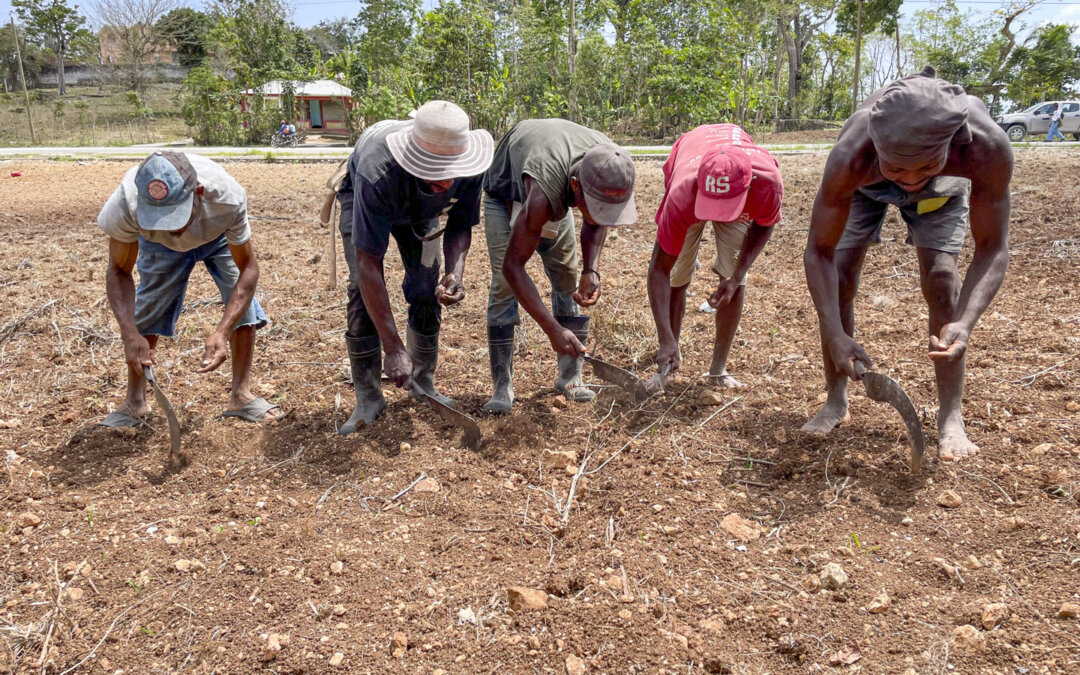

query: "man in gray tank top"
xmin=481 ymin=119 xmax=637 ymax=414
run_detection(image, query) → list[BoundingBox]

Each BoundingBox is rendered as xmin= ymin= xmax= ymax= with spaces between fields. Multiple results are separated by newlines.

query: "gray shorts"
xmin=837 ymin=176 xmax=971 ymax=253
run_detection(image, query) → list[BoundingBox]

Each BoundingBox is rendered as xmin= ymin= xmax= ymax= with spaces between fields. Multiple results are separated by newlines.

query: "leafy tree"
xmin=1004 ymin=23 xmax=1080 ymax=108
xmin=154 ymin=7 xmax=212 ymax=67
xmin=304 ymin=17 xmax=357 ymax=58
xmin=1 ymin=21 xmax=47 ymax=91
xmin=12 ymin=0 xmax=95 ymax=95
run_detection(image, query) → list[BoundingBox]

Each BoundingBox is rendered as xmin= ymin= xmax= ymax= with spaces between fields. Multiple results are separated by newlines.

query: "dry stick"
xmin=955 ymin=467 xmax=1015 ymax=505
xmin=1013 ymin=353 xmax=1078 ymax=387
xmin=380 ymin=472 xmax=427 ymax=511
xmin=587 ymin=382 xmax=694 ymax=476
xmin=57 ymin=588 xmax=169 ymax=675
xmin=0 ymin=298 xmax=61 ymax=343
xmin=327 ymin=199 xmax=337 ymax=290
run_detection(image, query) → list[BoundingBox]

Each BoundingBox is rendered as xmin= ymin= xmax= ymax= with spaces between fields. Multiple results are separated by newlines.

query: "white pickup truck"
xmin=997 ymin=100 xmax=1080 ymax=141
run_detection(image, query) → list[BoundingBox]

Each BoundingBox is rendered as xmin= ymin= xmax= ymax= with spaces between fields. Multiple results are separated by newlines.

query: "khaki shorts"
xmin=670 ymin=220 xmax=750 ymax=288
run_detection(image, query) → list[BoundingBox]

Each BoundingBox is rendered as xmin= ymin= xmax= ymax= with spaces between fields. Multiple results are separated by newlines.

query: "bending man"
xmin=802 ymin=67 xmax=1012 ymax=462
xmin=482 ymin=119 xmax=637 ymax=413
xmin=336 ymin=101 xmax=492 ymax=434
xmin=650 ymin=124 xmax=783 ymax=388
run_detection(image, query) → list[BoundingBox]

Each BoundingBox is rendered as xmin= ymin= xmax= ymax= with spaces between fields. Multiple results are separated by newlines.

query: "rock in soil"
xmin=802 ymin=574 xmax=822 ymax=593
xmin=507 ymin=586 xmax=549 ymax=611
xmin=719 ymin=513 xmax=762 ymax=542
xmin=698 ymin=389 xmax=724 ymax=405
xmin=952 ymin=625 xmax=984 ymax=651
xmin=819 ymin=563 xmax=848 ymax=590
xmin=1059 ymin=602 xmax=1080 ymax=619
xmin=981 ymin=602 xmax=1008 ymax=629
xmin=565 ymin=654 xmax=587 ymax=675
xmin=390 ymin=631 xmax=408 ymax=658
xmin=16 ymin=512 xmax=41 ymax=528
xmin=328 ymin=652 xmax=344 ymax=667
xmin=937 ymin=490 xmax=963 ymax=508
xmin=868 ymin=593 xmax=890 ymax=614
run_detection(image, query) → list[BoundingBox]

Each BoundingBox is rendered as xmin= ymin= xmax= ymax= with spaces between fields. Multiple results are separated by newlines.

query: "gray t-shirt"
xmin=484 ymin=119 xmax=610 ymax=221
xmin=98 ymin=154 xmax=251 ymax=253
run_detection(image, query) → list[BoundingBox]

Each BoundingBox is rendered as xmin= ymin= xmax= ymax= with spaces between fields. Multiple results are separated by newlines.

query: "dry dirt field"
xmin=0 ymin=152 xmax=1078 ymax=674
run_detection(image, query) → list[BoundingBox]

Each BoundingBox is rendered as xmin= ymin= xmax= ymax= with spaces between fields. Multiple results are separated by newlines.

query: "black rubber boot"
xmin=482 ymin=324 xmax=515 ymax=414
xmin=339 ymin=334 xmax=387 ymax=434
xmin=554 ymin=315 xmax=595 ymax=402
xmin=406 ymin=327 xmax=455 ymax=407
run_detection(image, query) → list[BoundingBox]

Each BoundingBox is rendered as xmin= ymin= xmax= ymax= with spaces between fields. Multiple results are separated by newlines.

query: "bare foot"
xmin=800 ymin=400 xmax=851 ymax=436
xmin=938 ymin=434 xmax=979 ymax=461
xmin=704 ymin=372 xmax=744 ymax=389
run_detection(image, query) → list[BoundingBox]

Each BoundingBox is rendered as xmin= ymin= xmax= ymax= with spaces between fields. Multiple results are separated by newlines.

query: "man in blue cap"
xmin=97 ymin=151 xmax=282 ymax=426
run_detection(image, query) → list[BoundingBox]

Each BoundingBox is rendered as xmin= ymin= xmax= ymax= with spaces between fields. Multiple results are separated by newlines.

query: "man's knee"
xmin=921 ymin=254 xmax=960 ymax=308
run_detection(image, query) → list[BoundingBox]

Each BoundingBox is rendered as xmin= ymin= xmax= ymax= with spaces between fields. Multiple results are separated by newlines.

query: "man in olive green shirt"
xmin=481 ymin=119 xmax=637 ymax=414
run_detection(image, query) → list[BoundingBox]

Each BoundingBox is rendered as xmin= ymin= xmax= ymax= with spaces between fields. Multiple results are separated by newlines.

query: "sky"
xmin=2 ymin=0 xmax=1079 ymax=35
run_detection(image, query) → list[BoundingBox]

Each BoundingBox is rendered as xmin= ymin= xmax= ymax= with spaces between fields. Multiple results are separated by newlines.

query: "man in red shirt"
xmin=649 ymin=124 xmax=783 ymax=388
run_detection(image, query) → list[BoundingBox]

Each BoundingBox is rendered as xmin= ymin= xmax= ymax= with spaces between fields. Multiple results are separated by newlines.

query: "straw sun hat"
xmin=386 ymin=100 xmax=494 ymax=181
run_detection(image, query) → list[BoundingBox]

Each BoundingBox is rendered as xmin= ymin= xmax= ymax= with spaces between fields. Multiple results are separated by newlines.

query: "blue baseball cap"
xmin=134 ymin=152 xmax=198 ymax=231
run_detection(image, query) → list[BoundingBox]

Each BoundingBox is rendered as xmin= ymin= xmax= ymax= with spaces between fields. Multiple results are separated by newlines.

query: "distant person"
xmin=97 ymin=152 xmax=282 ymax=427
xmin=1046 ymin=102 xmax=1065 ymax=142
xmin=481 ymin=118 xmax=637 ymax=414
xmin=288 ymin=121 xmax=296 ymax=135
xmin=649 ymin=124 xmax=783 ymax=390
xmin=333 ymin=101 xmax=493 ymax=434
xmin=802 ymin=66 xmax=1012 ymax=463
xmin=278 ymin=119 xmax=291 ymax=136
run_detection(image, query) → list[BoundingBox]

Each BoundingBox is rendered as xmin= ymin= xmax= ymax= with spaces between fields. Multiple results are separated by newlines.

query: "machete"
xmin=412 ymin=383 xmax=482 ymax=451
xmin=144 ymin=365 xmax=181 ymax=459
xmin=854 ymin=361 xmax=925 ymax=474
xmin=584 ymin=355 xmax=649 ymax=403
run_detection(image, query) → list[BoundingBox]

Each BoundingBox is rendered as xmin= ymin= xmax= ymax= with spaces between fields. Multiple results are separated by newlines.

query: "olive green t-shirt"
xmin=483 ymin=119 xmax=610 ymax=220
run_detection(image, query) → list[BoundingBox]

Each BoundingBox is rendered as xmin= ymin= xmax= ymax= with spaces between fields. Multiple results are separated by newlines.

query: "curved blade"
xmin=424 ymin=393 xmax=482 ymax=451
xmin=144 ymin=366 xmax=181 ymax=458
xmin=861 ymin=371 xmax=925 ymax=473
xmin=584 ymin=356 xmax=648 ymax=403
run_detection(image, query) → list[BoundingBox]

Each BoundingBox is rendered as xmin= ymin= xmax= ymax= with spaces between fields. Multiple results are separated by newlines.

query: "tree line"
xmin=3 ymin=0 xmax=1079 ymax=145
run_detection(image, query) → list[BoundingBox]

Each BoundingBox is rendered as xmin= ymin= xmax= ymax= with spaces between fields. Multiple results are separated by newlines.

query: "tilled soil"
xmin=0 ymin=152 xmax=1078 ymax=674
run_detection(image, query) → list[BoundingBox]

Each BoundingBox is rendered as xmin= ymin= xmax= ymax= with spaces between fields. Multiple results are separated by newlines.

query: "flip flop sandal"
xmin=97 ymin=410 xmax=146 ymax=428
xmin=222 ymin=397 xmax=284 ymax=423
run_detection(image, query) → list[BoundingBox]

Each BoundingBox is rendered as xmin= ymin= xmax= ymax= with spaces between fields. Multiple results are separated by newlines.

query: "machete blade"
xmin=584 ymin=356 xmax=649 ymax=403
xmin=144 ymin=365 xmax=181 ymax=458
xmin=859 ymin=366 xmax=926 ymax=474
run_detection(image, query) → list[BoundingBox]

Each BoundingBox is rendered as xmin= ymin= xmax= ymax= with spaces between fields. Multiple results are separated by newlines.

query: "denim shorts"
xmin=135 ymin=234 xmax=268 ymax=337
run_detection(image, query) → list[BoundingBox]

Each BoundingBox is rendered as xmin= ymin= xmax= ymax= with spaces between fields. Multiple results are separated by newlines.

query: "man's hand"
xmin=548 ymin=326 xmax=586 ymax=357
xmin=435 ymin=273 xmax=465 ymax=306
xmin=826 ymin=333 xmax=873 ymax=380
xmin=198 ymin=331 xmax=229 ymax=373
xmin=708 ymin=277 xmax=742 ymax=308
xmin=573 ymin=269 xmax=601 ymax=307
xmin=123 ymin=334 xmax=153 ymax=372
xmin=384 ymin=348 xmax=414 ymax=388
xmin=656 ymin=341 xmax=681 ymax=374
xmin=929 ymin=322 xmax=969 ymax=363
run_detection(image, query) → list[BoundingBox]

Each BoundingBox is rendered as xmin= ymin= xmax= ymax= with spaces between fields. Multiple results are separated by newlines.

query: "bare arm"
xmin=575 ymin=222 xmax=608 ymax=306
xmin=436 ymin=222 xmax=471 ymax=305
xmin=711 ymin=222 xmax=773 ymax=307
xmin=931 ymin=136 xmax=1012 ymax=362
xmin=199 ymin=239 xmax=260 ymax=372
xmin=105 ymin=237 xmax=152 ymax=370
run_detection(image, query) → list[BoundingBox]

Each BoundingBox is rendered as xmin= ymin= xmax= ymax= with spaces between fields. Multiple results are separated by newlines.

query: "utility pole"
xmin=852 ymin=0 xmax=863 ymax=113
xmin=10 ymin=15 xmax=36 ymax=145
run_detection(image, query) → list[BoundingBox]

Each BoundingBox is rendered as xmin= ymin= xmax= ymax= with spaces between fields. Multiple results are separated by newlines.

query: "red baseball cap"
xmin=694 ymin=148 xmax=753 ymax=223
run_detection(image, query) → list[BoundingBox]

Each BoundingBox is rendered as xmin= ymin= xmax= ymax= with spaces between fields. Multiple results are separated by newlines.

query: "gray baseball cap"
xmin=579 ymin=143 xmax=638 ymax=226
xmin=134 ymin=152 xmax=198 ymax=231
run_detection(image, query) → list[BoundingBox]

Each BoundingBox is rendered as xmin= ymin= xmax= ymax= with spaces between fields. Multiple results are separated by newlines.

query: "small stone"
xmin=963 ymin=555 xmax=983 ymax=570
xmin=330 ymin=560 xmax=344 ymax=575
xmin=543 ymin=449 xmax=578 ymax=470
xmin=1058 ymin=602 xmax=1080 ymax=619
xmin=1066 ymin=401 xmax=1080 ymax=413
xmin=618 ymin=609 xmax=632 ymax=621
xmin=552 ymin=397 xmax=568 ymax=409
xmin=802 ymin=574 xmax=821 ymax=593
xmin=328 ymin=652 xmax=344 ymax=667
xmin=819 ymin=563 xmax=848 ymax=590
xmin=16 ymin=512 xmax=41 ymax=529
xmin=952 ymin=624 xmax=984 ymax=651
xmin=65 ymin=587 xmax=85 ymax=602
xmin=457 ymin=607 xmax=477 ymax=625
xmin=981 ymin=603 xmax=1008 ymax=629
xmin=390 ymin=631 xmax=407 ymax=658
xmin=937 ymin=490 xmax=962 ymax=508
xmin=528 ymin=636 xmax=541 ymax=649
xmin=398 ymin=442 xmax=411 ymax=454
xmin=720 ymin=513 xmax=762 ymax=542
xmin=507 ymin=587 xmax=548 ymax=611
xmin=174 ymin=559 xmax=206 ymax=574
xmin=867 ymin=593 xmax=890 ymax=614
xmin=901 ymin=517 xmax=913 ymax=526
xmin=263 ymin=633 xmax=285 ymax=662
xmin=698 ymin=389 xmax=724 ymax=406
xmin=164 ymin=535 xmax=181 ymax=546
xmin=565 ymin=654 xmax=586 ymax=675
xmin=414 ymin=477 xmax=440 ymax=493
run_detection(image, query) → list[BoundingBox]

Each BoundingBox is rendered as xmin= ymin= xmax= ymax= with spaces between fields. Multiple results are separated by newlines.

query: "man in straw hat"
xmin=802 ymin=66 xmax=1013 ymax=462
xmin=649 ymin=123 xmax=783 ymax=391
xmin=97 ymin=152 xmax=281 ymax=426
xmin=335 ymin=100 xmax=493 ymax=434
xmin=481 ymin=119 xmax=637 ymax=414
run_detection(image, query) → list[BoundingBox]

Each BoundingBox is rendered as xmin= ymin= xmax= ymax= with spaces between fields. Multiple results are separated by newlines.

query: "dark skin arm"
xmin=199 ymin=239 xmax=260 ymax=372
xmin=355 ymin=247 xmax=412 ymax=387
xmin=106 ymin=238 xmax=151 ymax=371
xmin=710 ymin=222 xmax=773 ymax=307
xmin=435 ymin=221 xmax=471 ymax=306
xmin=575 ymin=222 xmax=607 ymax=306
xmin=929 ymin=121 xmax=1013 ymax=362
xmin=502 ymin=175 xmax=585 ymax=356
xmin=647 ymin=242 xmax=681 ymax=372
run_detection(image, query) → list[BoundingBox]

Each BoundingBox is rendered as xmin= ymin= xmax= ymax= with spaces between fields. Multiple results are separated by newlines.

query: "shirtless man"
xmin=802 ymin=67 xmax=1012 ymax=462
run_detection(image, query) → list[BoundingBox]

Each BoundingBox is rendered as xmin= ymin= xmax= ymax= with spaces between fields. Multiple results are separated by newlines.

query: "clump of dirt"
xmin=0 ymin=153 xmax=1076 ymax=673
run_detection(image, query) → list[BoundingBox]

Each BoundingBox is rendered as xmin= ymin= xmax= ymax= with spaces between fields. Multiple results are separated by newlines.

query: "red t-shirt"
xmin=654 ymin=124 xmax=783 ymax=256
